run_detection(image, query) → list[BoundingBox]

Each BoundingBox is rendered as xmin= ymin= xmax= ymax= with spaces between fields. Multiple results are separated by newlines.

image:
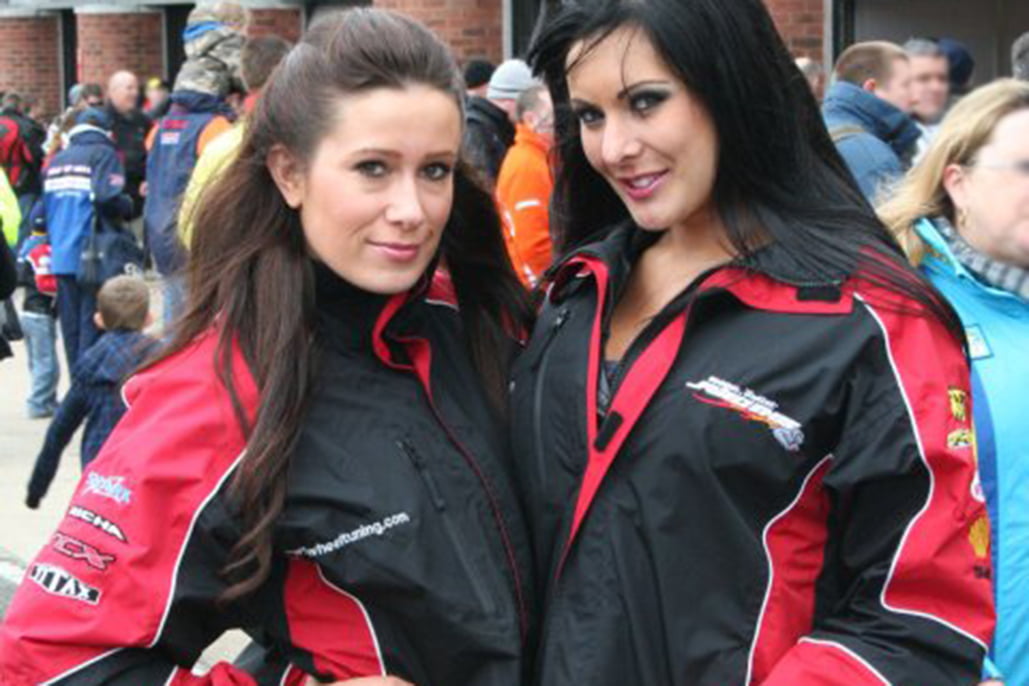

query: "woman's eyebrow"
xmin=616 ymin=79 xmax=671 ymax=100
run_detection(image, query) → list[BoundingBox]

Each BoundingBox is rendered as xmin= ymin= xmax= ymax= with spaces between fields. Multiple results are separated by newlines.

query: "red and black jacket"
xmin=0 ymin=266 xmax=534 ymax=685
xmin=510 ymin=225 xmax=994 ymax=685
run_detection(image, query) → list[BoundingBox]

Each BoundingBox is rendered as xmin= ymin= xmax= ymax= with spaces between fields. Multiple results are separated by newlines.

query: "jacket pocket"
xmin=397 ymin=438 xmax=500 ymax=615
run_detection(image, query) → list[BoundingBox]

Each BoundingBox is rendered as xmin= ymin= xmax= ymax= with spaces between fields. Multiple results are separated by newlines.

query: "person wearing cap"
xmin=464 ymin=58 xmax=539 ymax=187
xmin=42 ymin=106 xmax=134 ymax=368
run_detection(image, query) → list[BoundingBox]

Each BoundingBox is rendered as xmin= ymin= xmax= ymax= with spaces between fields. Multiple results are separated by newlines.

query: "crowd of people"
xmin=0 ymin=0 xmax=1026 ymax=684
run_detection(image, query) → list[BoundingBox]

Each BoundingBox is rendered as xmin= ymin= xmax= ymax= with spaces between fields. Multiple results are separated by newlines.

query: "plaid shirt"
xmin=934 ymin=216 xmax=1029 ymax=300
xmin=27 ymin=330 xmax=157 ymax=504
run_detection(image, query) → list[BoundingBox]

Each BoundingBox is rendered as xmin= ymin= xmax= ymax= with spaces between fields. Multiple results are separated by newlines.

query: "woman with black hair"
xmin=0 ymin=9 xmax=534 ymax=685
xmin=510 ymin=1 xmax=994 ymax=684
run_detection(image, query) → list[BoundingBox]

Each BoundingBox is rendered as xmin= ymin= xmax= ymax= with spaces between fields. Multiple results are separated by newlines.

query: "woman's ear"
xmin=266 ymin=144 xmax=306 ymax=209
xmin=942 ymin=162 xmax=970 ymax=212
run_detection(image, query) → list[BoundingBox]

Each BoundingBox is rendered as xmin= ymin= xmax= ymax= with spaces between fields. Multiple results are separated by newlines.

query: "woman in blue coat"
xmin=881 ymin=78 xmax=1029 ymax=686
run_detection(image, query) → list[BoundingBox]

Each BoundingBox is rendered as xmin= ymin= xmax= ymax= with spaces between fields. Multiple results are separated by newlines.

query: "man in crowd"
xmin=0 ymin=92 xmax=46 ymax=224
xmin=795 ymin=56 xmax=825 ymax=101
xmin=822 ymin=41 xmax=919 ymax=201
xmin=464 ymin=58 xmax=538 ymax=188
xmin=42 ymin=108 xmax=133 ymax=369
xmin=939 ymin=37 xmax=976 ymax=101
xmin=1013 ymin=31 xmax=1029 ymax=81
xmin=496 ymin=84 xmax=555 ymax=288
xmin=144 ymin=2 xmax=243 ymax=328
xmin=903 ymin=38 xmax=950 ymax=163
xmin=463 ymin=58 xmax=494 ymax=100
xmin=178 ymin=35 xmax=292 ymax=249
xmin=105 ymin=71 xmax=151 ymax=221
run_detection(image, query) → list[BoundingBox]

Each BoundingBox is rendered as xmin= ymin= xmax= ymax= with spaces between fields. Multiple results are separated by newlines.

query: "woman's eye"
xmin=629 ymin=91 xmax=667 ymax=114
xmin=355 ymin=160 xmax=388 ymax=178
xmin=573 ymin=107 xmax=603 ymax=127
xmin=422 ymin=162 xmax=453 ymax=181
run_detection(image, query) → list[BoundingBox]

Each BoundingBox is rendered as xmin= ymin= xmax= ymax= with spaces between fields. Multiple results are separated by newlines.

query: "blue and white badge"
xmin=965 ymin=325 xmax=993 ymax=360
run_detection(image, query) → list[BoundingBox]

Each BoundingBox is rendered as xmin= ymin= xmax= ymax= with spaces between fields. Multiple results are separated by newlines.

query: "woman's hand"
xmin=307 ymin=677 xmax=414 ymax=686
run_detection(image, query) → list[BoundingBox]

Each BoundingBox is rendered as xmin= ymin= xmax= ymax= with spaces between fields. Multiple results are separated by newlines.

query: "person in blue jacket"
xmin=43 ymin=107 xmax=134 ymax=368
xmin=881 ymin=78 xmax=1029 ymax=686
xmin=823 ymin=41 xmax=920 ymax=202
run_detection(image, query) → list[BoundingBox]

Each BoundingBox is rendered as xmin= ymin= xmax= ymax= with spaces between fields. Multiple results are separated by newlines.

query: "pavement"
xmin=0 ymin=285 xmax=248 ymax=671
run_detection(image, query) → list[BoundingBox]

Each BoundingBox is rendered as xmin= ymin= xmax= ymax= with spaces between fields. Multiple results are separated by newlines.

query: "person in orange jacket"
xmin=496 ymin=84 xmax=555 ymax=288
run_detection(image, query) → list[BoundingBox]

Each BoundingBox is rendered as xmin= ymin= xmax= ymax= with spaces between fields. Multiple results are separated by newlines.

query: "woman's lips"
xmin=618 ymin=171 xmax=668 ymax=200
xmin=370 ymin=241 xmax=421 ymax=263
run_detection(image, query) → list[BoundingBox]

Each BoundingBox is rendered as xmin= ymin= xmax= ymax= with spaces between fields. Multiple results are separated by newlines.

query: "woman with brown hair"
xmin=0 ymin=9 xmax=534 ymax=686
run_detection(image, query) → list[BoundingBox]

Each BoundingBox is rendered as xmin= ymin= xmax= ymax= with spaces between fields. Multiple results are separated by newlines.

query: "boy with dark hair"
xmin=17 ymin=200 xmax=59 ymax=418
xmin=25 ymin=275 xmax=157 ymax=509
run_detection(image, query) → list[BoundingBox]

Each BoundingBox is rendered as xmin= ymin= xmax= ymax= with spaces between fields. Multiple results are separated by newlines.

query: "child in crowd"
xmin=16 ymin=201 xmax=59 ymax=418
xmin=173 ymin=1 xmax=250 ymax=101
xmin=25 ymin=275 xmax=157 ymax=509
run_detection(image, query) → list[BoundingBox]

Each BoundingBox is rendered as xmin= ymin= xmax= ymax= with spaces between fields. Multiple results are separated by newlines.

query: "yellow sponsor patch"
xmin=948 ymin=428 xmax=974 ymax=450
xmin=969 ymin=515 xmax=990 ymax=560
xmin=948 ymin=387 xmax=968 ymax=423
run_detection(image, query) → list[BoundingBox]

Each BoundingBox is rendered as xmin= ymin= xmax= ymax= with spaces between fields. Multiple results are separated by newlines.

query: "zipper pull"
xmin=530 ymin=307 xmax=571 ymax=371
xmin=398 ymin=439 xmax=446 ymax=511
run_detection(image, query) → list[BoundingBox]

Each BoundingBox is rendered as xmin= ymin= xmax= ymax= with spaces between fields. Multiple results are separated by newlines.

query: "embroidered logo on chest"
xmin=686 ymin=375 xmax=805 ymax=452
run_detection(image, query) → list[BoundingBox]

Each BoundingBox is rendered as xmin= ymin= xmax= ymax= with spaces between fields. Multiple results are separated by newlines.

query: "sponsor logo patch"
xmin=947 ymin=428 xmax=974 ymax=450
xmin=82 ymin=473 xmax=132 ymax=506
xmin=52 ymin=532 xmax=116 ymax=571
xmin=67 ymin=505 xmax=128 ymax=543
xmin=948 ymin=387 xmax=968 ymax=423
xmin=686 ymin=375 xmax=805 ymax=452
xmin=968 ymin=515 xmax=991 ymax=579
xmin=28 ymin=564 xmax=101 ymax=605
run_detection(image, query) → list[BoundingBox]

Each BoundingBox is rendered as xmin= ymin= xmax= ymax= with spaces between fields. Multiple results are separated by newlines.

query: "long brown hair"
xmin=150 ymin=8 xmax=531 ymax=602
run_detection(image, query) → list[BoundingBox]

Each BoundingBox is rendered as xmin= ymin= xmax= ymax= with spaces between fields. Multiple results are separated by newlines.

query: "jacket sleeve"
xmin=0 ymin=169 xmax=22 ymax=247
xmin=26 ymin=377 xmax=90 ymax=507
xmin=0 ymin=336 xmax=303 ymax=686
xmin=0 ymin=237 xmax=15 ymax=299
xmin=760 ymin=298 xmax=994 ymax=686
xmin=498 ymin=162 xmax=553 ymax=288
xmin=92 ymin=148 xmax=133 ymax=220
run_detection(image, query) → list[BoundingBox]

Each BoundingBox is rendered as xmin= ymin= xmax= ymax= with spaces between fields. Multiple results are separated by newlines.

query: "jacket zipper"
xmin=397 ymin=438 xmax=498 ymax=614
xmin=419 ymin=395 xmax=530 ymax=641
xmin=532 ymin=307 xmax=571 ymax=488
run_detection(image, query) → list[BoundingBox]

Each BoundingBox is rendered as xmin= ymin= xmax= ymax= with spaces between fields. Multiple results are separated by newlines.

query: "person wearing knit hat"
xmin=465 ymin=58 xmax=541 ymax=187
xmin=487 ymin=59 xmax=540 ymax=108
xmin=938 ymin=37 xmax=975 ymax=97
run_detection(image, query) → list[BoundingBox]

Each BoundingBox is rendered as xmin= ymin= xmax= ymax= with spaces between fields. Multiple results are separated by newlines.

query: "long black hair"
xmin=530 ymin=0 xmax=962 ymax=337
xmin=152 ymin=7 xmax=532 ymax=602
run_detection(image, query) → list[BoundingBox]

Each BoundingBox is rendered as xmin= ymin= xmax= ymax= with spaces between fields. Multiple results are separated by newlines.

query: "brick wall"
xmin=77 ymin=11 xmax=165 ymax=89
xmin=0 ymin=16 xmax=62 ymax=121
xmin=249 ymin=7 xmax=303 ymax=43
xmin=375 ymin=0 xmax=504 ymax=63
xmin=765 ymin=0 xmax=826 ymax=61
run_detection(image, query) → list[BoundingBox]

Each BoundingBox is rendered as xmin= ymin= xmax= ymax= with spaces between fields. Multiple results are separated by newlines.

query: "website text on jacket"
xmin=0 ymin=267 xmax=535 ymax=686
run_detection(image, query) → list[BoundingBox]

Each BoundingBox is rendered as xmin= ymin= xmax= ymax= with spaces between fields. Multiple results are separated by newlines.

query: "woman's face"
xmin=946 ymin=108 xmax=1029 ymax=268
xmin=269 ymin=85 xmax=462 ymax=294
xmin=566 ymin=26 xmax=720 ymax=235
